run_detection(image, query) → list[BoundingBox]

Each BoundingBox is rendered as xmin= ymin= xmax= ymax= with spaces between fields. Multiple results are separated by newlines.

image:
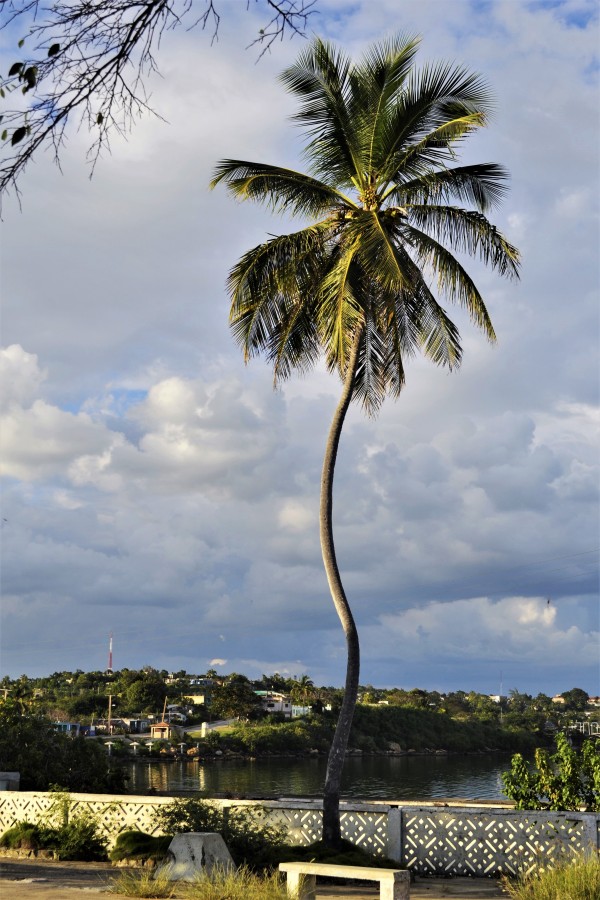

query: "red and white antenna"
xmin=107 ymin=632 xmax=113 ymax=673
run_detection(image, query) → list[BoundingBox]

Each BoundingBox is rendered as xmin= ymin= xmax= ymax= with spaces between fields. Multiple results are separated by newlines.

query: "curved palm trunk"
xmin=320 ymin=324 xmax=364 ymax=847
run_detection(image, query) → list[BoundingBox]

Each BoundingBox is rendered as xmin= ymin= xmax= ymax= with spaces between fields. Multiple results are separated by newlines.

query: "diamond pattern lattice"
xmin=263 ymin=805 xmax=388 ymax=855
xmin=1 ymin=792 xmax=597 ymax=871
xmin=264 ymin=807 xmax=323 ymax=845
xmin=402 ymin=809 xmax=593 ymax=876
xmin=341 ymin=810 xmax=387 ymax=856
xmin=0 ymin=793 xmax=173 ymax=847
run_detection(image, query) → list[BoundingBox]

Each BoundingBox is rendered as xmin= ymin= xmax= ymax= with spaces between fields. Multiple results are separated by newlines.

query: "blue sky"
xmin=1 ymin=0 xmax=598 ymax=695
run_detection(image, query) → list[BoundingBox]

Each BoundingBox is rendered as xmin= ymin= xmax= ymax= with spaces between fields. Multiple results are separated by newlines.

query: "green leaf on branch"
xmin=48 ymin=44 xmax=60 ymax=58
xmin=11 ymin=127 xmax=27 ymax=146
xmin=8 ymin=62 xmax=23 ymax=77
xmin=23 ymin=66 xmax=37 ymax=88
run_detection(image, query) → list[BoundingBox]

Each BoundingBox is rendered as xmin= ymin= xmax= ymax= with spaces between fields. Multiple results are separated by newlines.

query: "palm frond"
xmin=390 ymin=245 xmax=464 ymax=369
xmin=407 ymin=61 xmax=494 ymax=117
xmin=390 ymin=163 xmax=510 ymax=212
xmin=352 ymin=308 xmax=389 ymax=415
xmin=378 ymin=110 xmax=486 ymax=189
xmin=407 ymin=205 xmax=521 ymax=279
xmin=280 ymin=38 xmax=363 ymax=188
xmin=318 ymin=242 xmax=363 ymax=370
xmin=404 ymin=224 xmax=497 ymax=339
xmin=345 ymin=211 xmax=412 ymax=296
xmin=346 ymin=34 xmax=420 ymax=173
xmin=227 ymin=226 xmax=328 ymax=360
xmin=210 ymin=160 xmax=356 ymax=217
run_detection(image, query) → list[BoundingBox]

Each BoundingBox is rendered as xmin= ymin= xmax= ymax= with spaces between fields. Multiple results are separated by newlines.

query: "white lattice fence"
xmin=402 ymin=807 xmax=599 ymax=876
xmin=0 ymin=792 xmax=598 ymax=874
xmin=0 ymin=792 xmax=173 ymax=844
xmin=260 ymin=802 xmax=390 ymax=857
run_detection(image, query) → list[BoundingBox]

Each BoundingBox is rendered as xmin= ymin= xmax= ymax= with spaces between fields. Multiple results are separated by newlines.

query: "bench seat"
xmin=279 ymin=861 xmax=410 ymax=900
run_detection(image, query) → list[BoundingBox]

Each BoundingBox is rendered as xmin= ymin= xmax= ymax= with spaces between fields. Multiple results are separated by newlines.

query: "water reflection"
xmin=126 ymin=754 xmax=510 ymax=801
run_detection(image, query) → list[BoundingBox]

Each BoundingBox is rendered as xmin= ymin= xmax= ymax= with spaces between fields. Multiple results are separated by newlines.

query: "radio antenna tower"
xmin=107 ymin=633 xmax=113 ymax=674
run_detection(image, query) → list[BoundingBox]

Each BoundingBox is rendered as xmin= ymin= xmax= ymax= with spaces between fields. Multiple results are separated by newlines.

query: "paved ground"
xmin=0 ymin=858 xmax=508 ymax=899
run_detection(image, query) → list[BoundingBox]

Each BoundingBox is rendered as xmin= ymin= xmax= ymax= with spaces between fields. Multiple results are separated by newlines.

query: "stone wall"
xmin=0 ymin=791 xmax=598 ymax=877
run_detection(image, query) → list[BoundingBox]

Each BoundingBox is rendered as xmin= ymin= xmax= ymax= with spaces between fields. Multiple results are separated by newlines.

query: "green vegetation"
xmin=0 ymin=808 xmax=108 ymax=861
xmin=110 ymin=868 xmax=177 ymax=898
xmin=0 ymin=822 xmax=40 ymax=850
xmin=502 ymin=734 xmax=600 ymax=811
xmin=0 ymin=668 xmax=594 ymax=777
xmin=109 ymin=830 xmax=172 ymax=863
xmin=108 ymin=800 xmax=404 ymax=883
xmin=111 ymin=866 xmax=293 ymax=900
xmin=502 ymin=854 xmax=600 ymax=900
xmin=351 ymin=705 xmax=536 ymax=754
xmin=0 ymin=697 xmax=126 ymax=792
xmin=155 ymin=798 xmax=286 ymax=870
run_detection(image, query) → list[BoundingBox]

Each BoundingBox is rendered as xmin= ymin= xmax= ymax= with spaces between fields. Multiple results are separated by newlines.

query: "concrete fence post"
xmin=386 ymin=806 xmax=402 ymax=864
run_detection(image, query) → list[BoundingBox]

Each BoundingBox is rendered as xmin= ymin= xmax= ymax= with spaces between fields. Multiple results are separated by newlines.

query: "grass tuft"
xmin=502 ymin=853 xmax=600 ymax=900
xmin=109 ymin=868 xmax=177 ymax=898
xmin=110 ymin=865 xmax=295 ymax=899
xmin=180 ymin=866 xmax=293 ymax=899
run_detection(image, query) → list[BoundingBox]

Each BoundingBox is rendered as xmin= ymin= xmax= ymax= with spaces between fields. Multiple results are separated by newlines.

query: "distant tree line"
xmin=1 ymin=668 xmax=594 ymax=735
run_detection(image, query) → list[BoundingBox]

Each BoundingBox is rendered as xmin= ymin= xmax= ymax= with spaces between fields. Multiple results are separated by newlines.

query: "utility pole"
xmin=106 ymin=633 xmax=113 ymax=674
xmin=108 ymin=694 xmax=113 ymax=735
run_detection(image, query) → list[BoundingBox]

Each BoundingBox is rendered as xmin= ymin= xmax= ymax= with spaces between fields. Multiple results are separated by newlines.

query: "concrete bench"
xmin=279 ymin=861 xmax=410 ymax=900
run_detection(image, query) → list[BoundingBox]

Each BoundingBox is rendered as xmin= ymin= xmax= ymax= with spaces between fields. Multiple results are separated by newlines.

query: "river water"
xmin=126 ymin=754 xmax=510 ymax=802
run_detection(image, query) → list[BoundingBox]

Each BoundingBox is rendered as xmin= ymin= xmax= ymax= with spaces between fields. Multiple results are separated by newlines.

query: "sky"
xmin=1 ymin=0 xmax=598 ymax=696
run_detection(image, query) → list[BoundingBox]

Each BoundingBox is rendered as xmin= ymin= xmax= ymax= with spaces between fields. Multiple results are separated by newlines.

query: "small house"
xmin=150 ymin=721 xmax=182 ymax=741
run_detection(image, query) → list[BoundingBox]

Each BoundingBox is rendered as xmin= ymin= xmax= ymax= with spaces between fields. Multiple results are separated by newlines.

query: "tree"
xmin=0 ymin=698 xmax=125 ymax=791
xmin=210 ymin=674 xmax=261 ymax=720
xmin=560 ymin=688 xmax=589 ymax=713
xmin=502 ymin=733 xmax=600 ymax=811
xmin=212 ymin=35 xmax=520 ymax=844
xmin=123 ymin=673 xmax=168 ymax=714
xmin=290 ymin=674 xmax=315 ymax=706
xmin=0 ymin=0 xmax=316 ymax=198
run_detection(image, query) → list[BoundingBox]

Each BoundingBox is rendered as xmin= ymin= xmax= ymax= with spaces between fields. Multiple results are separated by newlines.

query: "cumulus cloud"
xmin=0 ymin=345 xmax=46 ymax=411
xmin=363 ymin=595 xmax=598 ymax=666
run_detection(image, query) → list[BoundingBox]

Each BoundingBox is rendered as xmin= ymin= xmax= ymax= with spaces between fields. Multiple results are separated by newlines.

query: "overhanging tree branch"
xmin=0 ymin=0 xmax=317 ymax=199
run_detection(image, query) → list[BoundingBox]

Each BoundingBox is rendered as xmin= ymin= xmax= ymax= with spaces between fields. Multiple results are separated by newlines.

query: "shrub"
xmin=32 ymin=790 xmax=109 ymax=860
xmin=39 ymin=817 xmax=108 ymax=861
xmin=155 ymin=798 xmax=285 ymax=869
xmin=110 ymin=830 xmax=172 ymax=862
xmin=502 ymin=853 xmax=600 ymax=900
xmin=0 ymin=816 xmax=107 ymax=860
xmin=0 ymin=822 xmax=40 ymax=850
xmin=502 ymin=734 xmax=600 ymax=810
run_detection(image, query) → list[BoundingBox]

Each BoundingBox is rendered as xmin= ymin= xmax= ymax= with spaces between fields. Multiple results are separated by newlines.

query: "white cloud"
xmin=0 ymin=345 xmax=46 ymax=411
xmin=362 ymin=595 xmax=599 ymax=669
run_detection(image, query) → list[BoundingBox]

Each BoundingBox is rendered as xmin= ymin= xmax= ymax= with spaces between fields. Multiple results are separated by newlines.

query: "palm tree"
xmin=291 ymin=674 xmax=315 ymax=707
xmin=212 ymin=34 xmax=520 ymax=846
